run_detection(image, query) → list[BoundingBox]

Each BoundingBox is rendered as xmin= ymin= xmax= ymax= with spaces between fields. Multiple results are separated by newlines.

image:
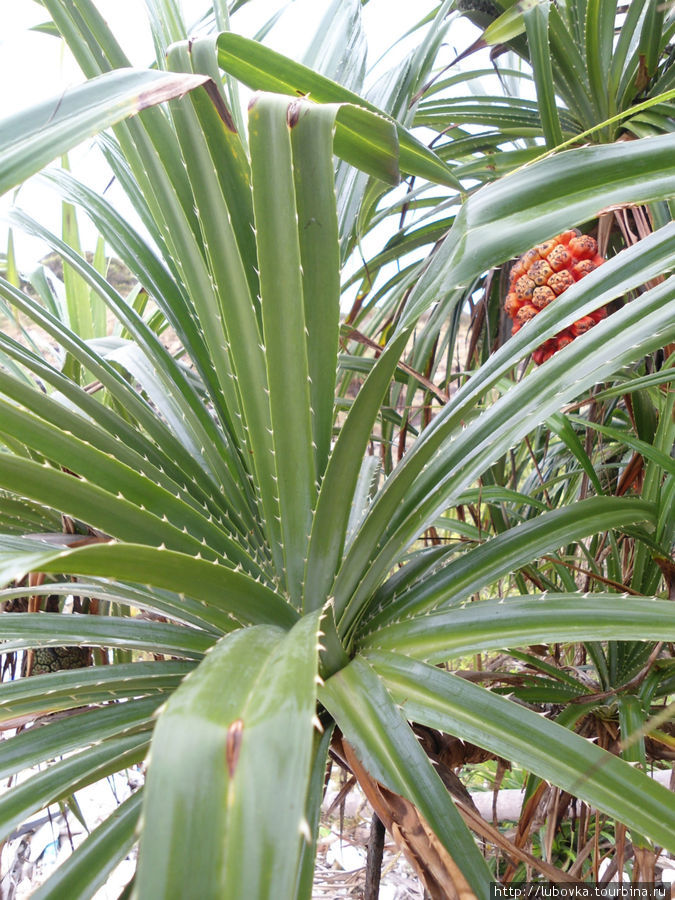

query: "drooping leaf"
xmin=215 ymin=33 xmax=457 ymax=188
xmin=320 ymin=655 xmax=493 ymax=899
xmin=0 ymin=69 xmax=209 ymax=196
xmin=369 ymin=650 xmax=675 ymax=852
xmin=0 ymin=661 xmax=192 ymax=724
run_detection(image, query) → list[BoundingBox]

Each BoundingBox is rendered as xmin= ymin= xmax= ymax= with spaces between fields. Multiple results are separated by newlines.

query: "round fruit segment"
xmin=504 ymin=230 xmax=607 ymax=364
xmin=547 ymin=244 xmax=572 ymax=271
xmin=532 ymin=286 xmax=555 ymax=309
xmin=568 ymin=235 xmax=597 ymax=258
xmin=516 ymin=303 xmax=538 ymax=325
xmin=514 ymin=275 xmax=535 ymax=299
xmin=548 ymin=270 xmax=574 ymax=294
xmin=529 ymin=260 xmax=553 ymax=285
xmin=572 ymin=316 xmax=595 ymax=336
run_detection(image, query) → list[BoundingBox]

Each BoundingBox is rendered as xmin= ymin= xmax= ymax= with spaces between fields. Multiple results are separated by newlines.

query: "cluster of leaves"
xmin=0 ymin=0 xmax=673 ymax=897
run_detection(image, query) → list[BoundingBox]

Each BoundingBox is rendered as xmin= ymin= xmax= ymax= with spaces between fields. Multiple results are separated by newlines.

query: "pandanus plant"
xmin=0 ymin=1 xmax=674 ymax=896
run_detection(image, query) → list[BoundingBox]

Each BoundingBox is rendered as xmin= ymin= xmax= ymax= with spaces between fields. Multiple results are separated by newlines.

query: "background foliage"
xmin=0 ymin=0 xmax=674 ymax=897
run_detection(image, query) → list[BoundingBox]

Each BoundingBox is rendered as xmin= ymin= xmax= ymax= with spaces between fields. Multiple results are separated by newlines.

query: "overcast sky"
xmin=1 ymin=0 xmax=466 ymax=268
xmin=1 ymin=1 xmax=443 ymax=115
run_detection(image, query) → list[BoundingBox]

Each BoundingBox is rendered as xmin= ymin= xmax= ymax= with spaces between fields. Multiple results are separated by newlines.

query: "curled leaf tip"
xmin=287 ymin=99 xmax=305 ymax=128
xmin=137 ymin=72 xmax=209 ymax=112
xmin=201 ymin=80 xmax=238 ymax=132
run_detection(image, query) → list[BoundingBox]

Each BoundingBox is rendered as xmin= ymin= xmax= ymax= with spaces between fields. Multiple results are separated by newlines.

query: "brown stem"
xmin=364 ymin=813 xmax=386 ymax=900
xmin=524 ymin=435 xmax=553 ymax=508
xmin=343 ymin=328 xmax=449 ymax=404
xmin=539 ymin=554 xmax=643 ymax=595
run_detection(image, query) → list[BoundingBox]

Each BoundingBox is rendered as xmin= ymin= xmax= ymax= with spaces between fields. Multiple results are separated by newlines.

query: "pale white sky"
xmin=0 ymin=0 xmax=445 ymax=115
xmin=0 ymin=0 xmax=475 ymax=269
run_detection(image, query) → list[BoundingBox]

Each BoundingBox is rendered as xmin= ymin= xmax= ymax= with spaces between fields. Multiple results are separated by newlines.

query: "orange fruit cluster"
xmin=504 ymin=230 xmax=607 ymax=365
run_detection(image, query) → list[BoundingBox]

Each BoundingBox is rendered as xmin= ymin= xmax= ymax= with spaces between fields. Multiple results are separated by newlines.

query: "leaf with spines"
xmin=136 ymin=612 xmax=323 ymax=899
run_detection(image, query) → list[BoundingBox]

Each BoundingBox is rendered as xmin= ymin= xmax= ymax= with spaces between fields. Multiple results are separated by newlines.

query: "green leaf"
xmin=637 ymin=0 xmax=665 ymax=80
xmin=164 ymin=45 xmax=282 ymax=572
xmin=301 ymin=0 xmax=366 ymax=94
xmin=0 ymin=275 xmax=250 ymax=534
xmin=215 ymin=33 xmax=458 ymax=188
xmin=4 ymin=230 xmax=20 ymax=289
xmin=39 ymin=2 xmax=256 ymax=457
xmin=483 ymin=0 xmax=530 ymax=44
xmin=415 ymin=96 xmax=548 ymax=134
xmin=176 ymin=37 xmax=258 ymax=287
xmin=294 ymin=724 xmax=334 ymax=900
xmin=401 ymin=133 xmax=675 ymax=324
xmin=30 ymin=21 xmax=62 ymax=37
xmin=0 ymin=697 xmax=161 ymax=780
xmin=523 ymin=1 xmax=564 ymax=148
xmin=616 ymin=694 xmax=650 ymax=849
xmin=585 ymin=0 xmax=617 ymax=123
xmin=0 ymin=454 xmax=223 ymax=562
xmin=320 ymin=655 xmax=493 ymax=899
xmin=136 ymin=612 xmax=323 ymax=899
xmin=249 ymin=94 xmax=317 ymax=603
xmin=304 ymin=330 xmax=410 ymax=610
xmin=547 ymin=411 xmax=604 ymax=496
xmin=145 ymin=0 xmax=186 ymax=63
xmin=0 ymin=580 xmax=225 ymax=634
xmin=0 ymin=613 xmax=212 ymax=660
xmin=0 ymin=661 xmax=192 ymax=724
xmin=617 ymin=695 xmax=648 ymax=769
xmin=335 ymin=270 xmax=675 ymax=631
xmin=368 ymin=650 xmax=675 ymax=852
xmin=591 ymin=365 xmax=675 ymax=400
xmin=0 ymin=394 xmax=253 ymax=570
xmin=401 ymin=225 xmax=675 ymax=494
xmin=38 ymin=167 xmax=233 ymax=418
xmin=362 ymin=593 xmax=675 ymax=660
xmin=289 ymin=102 xmax=341 ymax=478
xmin=567 ymin=414 xmax=675 ymax=475
xmin=61 ymin=168 xmax=96 ymax=342
xmin=362 ymin=497 xmax=653 ymax=630
xmin=0 ymin=732 xmax=148 ymax=841
xmin=7 ymin=208 xmax=251 ymax=525
xmin=0 ymin=68 xmax=209 ymax=196
xmin=331 ymin=105 xmax=400 ymax=186
xmin=608 ymin=0 xmax=650 ymax=101
xmin=546 ymin=4 xmax=596 ymax=127
xmin=0 ymin=536 xmax=297 ymax=629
